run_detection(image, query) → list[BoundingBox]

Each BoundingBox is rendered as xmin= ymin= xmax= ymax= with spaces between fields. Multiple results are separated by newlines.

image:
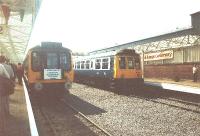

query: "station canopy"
xmin=0 ymin=0 xmax=37 ymax=63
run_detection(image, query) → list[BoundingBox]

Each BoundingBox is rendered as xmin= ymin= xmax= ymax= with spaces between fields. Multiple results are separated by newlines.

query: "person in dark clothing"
xmin=0 ymin=55 xmax=10 ymax=135
xmin=16 ymin=63 xmax=24 ymax=85
xmin=10 ymin=63 xmax=17 ymax=82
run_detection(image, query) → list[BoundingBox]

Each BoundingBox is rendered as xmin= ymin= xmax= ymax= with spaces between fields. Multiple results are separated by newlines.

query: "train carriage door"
xmin=116 ymin=56 xmax=126 ymax=78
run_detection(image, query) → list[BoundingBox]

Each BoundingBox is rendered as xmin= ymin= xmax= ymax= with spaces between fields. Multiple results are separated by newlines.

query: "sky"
xmin=28 ymin=0 xmax=200 ymax=53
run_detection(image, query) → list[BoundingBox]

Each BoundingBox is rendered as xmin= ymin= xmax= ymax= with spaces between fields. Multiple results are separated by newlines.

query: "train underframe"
xmin=75 ymin=76 xmax=144 ymax=94
xmin=28 ymin=82 xmax=70 ymax=98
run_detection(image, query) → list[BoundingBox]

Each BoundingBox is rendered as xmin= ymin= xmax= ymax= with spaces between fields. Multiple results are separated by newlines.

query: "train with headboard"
xmin=23 ymin=42 xmax=74 ymax=96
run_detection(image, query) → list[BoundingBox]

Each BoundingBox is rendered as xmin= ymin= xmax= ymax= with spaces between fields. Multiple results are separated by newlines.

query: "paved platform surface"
xmin=5 ymin=84 xmax=30 ymax=136
xmin=145 ymin=78 xmax=200 ymax=94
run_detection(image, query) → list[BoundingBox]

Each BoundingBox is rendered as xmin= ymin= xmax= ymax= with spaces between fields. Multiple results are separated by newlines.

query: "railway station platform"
xmin=1 ymin=78 xmax=199 ymax=136
xmin=144 ymin=78 xmax=200 ymax=94
xmin=4 ymin=84 xmax=30 ymax=136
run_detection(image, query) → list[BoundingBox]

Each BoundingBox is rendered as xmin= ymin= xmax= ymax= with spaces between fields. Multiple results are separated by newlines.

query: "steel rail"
xmin=61 ymin=99 xmax=113 ymax=136
xmin=38 ymin=105 xmax=58 ymax=136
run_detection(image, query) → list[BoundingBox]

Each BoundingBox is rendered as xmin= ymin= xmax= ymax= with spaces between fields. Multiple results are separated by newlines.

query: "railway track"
xmin=129 ymin=88 xmax=200 ymax=114
xmin=61 ymin=99 xmax=112 ymax=136
xmin=30 ymin=92 xmax=112 ymax=136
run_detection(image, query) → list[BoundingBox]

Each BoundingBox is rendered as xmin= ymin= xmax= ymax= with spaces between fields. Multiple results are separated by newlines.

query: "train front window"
xmin=60 ymin=53 xmax=71 ymax=70
xmin=47 ymin=53 xmax=58 ymax=69
xmin=32 ymin=52 xmax=42 ymax=71
xmin=119 ymin=57 xmax=126 ymax=69
xmin=127 ymin=57 xmax=135 ymax=69
xmin=135 ymin=57 xmax=141 ymax=69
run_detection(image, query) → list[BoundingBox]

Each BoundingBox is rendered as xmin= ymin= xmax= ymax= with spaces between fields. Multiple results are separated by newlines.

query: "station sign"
xmin=144 ymin=50 xmax=173 ymax=61
xmin=44 ymin=69 xmax=62 ymax=80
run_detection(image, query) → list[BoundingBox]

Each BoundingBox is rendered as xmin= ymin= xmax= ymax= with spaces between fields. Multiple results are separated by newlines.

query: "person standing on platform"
xmin=2 ymin=57 xmax=15 ymax=116
xmin=192 ymin=64 xmax=198 ymax=82
xmin=0 ymin=56 xmax=10 ymax=135
xmin=16 ymin=62 xmax=24 ymax=85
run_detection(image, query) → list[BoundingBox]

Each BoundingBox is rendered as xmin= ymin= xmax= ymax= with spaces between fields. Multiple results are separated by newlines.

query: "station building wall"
xmin=144 ymin=45 xmax=200 ymax=80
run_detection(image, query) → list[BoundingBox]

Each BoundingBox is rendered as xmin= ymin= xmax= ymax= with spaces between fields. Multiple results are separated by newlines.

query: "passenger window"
xmin=95 ymin=59 xmax=101 ymax=69
xmin=81 ymin=61 xmax=85 ymax=69
xmin=85 ymin=60 xmax=90 ymax=69
xmin=127 ymin=57 xmax=134 ymax=69
xmin=102 ymin=58 xmax=109 ymax=69
xmin=77 ymin=61 xmax=80 ymax=69
xmin=119 ymin=57 xmax=126 ymax=69
xmin=110 ymin=57 xmax=114 ymax=69
xmin=90 ymin=61 xmax=93 ymax=69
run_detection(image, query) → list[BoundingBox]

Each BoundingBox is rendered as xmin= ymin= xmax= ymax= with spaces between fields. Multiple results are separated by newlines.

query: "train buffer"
xmin=144 ymin=78 xmax=200 ymax=95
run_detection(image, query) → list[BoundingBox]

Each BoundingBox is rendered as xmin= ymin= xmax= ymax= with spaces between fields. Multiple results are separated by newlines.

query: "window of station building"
xmin=32 ymin=51 xmax=42 ymax=71
xmin=81 ymin=61 xmax=85 ymax=69
xmin=119 ymin=57 xmax=126 ymax=69
xmin=102 ymin=58 xmax=109 ymax=69
xmin=95 ymin=59 xmax=101 ymax=69
xmin=85 ymin=60 xmax=90 ymax=69
xmin=127 ymin=57 xmax=135 ymax=69
xmin=77 ymin=61 xmax=80 ymax=69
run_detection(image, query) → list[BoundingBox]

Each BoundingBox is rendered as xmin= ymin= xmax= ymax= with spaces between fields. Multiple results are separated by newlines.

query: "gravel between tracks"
xmin=69 ymin=83 xmax=200 ymax=136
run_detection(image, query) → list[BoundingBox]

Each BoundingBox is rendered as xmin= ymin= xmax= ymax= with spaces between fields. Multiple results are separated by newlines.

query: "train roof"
xmin=74 ymin=49 xmax=138 ymax=61
xmin=29 ymin=43 xmax=71 ymax=52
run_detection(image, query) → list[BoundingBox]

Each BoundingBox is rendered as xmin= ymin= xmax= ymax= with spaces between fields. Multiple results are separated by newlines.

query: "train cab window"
xmin=81 ymin=61 xmax=85 ymax=69
xmin=127 ymin=57 xmax=135 ymax=69
xmin=95 ymin=59 xmax=101 ymax=69
xmin=77 ymin=61 xmax=80 ymax=69
xmin=32 ymin=52 xmax=42 ymax=71
xmin=60 ymin=53 xmax=71 ymax=70
xmin=102 ymin=58 xmax=109 ymax=69
xmin=119 ymin=57 xmax=126 ymax=69
xmin=85 ymin=60 xmax=90 ymax=69
xmin=135 ymin=57 xmax=141 ymax=69
xmin=47 ymin=53 xmax=58 ymax=69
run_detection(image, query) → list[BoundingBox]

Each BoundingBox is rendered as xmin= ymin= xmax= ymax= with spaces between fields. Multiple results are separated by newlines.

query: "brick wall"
xmin=144 ymin=63 xmax=200 ymax=80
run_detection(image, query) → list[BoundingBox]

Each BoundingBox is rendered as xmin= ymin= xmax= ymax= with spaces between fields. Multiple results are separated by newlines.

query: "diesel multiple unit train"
xmin=73 ymin=49 xmax=144 ymax=93
xmin=23 ymin=42 xmax=74 ymax=96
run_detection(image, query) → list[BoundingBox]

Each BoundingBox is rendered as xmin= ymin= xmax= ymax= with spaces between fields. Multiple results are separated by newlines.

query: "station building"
xmin=89 ymin=11 xmax=200 ymax=81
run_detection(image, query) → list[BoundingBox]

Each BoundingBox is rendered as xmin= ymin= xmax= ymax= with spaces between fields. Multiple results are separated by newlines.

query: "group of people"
xmin=0 ymin=55 xmax=24 ymax=135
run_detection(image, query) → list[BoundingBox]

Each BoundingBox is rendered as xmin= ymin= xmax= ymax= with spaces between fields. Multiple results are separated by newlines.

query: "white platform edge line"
xmin=22 ymin=79 xmax=39 ymax=136
xmin=144 ymin=81 xmax=200 ymax=95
